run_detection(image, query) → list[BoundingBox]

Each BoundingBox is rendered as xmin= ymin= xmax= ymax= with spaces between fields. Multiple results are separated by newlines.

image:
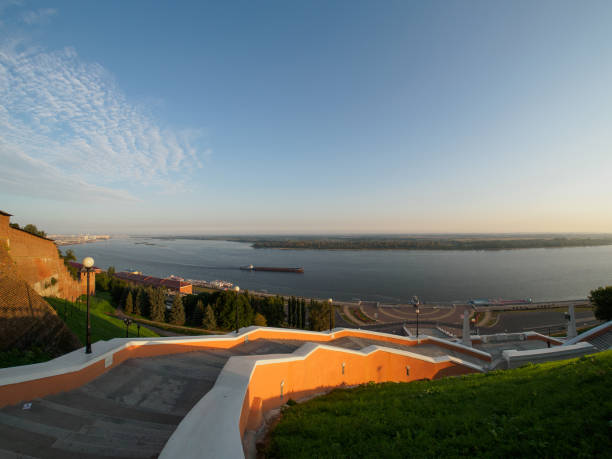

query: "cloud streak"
xmin=0 ymin=39 xmax=206 ymax=201
xmin=22 ymin=8 xmax=56 ymax=25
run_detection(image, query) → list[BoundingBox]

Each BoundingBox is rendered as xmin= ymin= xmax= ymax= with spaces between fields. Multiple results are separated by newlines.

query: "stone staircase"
xmin=586 ymin=331 xmax=612 ymax=351
xmin=0 ymin=340 xmax=301 ymax=458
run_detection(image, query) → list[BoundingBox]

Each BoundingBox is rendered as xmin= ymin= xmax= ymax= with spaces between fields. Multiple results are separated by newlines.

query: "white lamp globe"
xmin=82 ymin=257 xmax=95 ymax=269
xmin=233 ymin=286 xmax=240 ymax=292
xmin=328 ymin=298 xmax=333 ymax=303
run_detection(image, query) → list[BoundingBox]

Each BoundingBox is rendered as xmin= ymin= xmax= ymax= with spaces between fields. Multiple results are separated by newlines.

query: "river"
xmin=63 ymin=237 xmax=612 ymax=303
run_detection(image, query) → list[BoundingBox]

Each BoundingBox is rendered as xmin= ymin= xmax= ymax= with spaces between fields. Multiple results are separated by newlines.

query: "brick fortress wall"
xmin=0 ymin=213 xmax=93 ymax=301
xmin=0 ymin=244 xmax=81 ymax=353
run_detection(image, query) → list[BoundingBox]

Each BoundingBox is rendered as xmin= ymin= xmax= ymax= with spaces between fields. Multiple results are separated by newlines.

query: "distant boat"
xmin=240 ymin=264 xmax=304 ymax=273
xmin=469 ymin=298 xmax=532 ymax=306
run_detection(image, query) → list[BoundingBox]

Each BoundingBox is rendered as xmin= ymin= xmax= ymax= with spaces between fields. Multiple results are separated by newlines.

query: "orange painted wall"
xmin=239 ymin=346 xmax=475 ymax=434
xmin=0 ymin=329 xmax=482 ymax=409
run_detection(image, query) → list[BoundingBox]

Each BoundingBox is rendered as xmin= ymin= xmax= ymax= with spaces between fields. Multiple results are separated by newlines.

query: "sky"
xmin=1 ymin=0 xmax=611 ymax=234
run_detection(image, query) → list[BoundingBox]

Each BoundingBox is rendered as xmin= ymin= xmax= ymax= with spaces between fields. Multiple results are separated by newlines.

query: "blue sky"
xmin=1 ymin=0 xmax=611 ymax=234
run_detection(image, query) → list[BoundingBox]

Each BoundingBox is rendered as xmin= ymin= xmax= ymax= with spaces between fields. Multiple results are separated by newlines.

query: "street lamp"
xmin=123 ymin=318 xmax=133 ymax=337
xmin=412 ymin=296 xmax=420 ymax=338
xmin=82 ymin=256 xmax=94 ymax=354
xmin=234 ymin=286 xmax=240 ymax=334
xmin=328 ymin=298 xmax=333 ymax=332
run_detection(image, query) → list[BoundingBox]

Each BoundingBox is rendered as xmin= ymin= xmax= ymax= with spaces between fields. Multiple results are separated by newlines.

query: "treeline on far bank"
xmin=95 ymin=270 xmax=335 ymax=332
xmin=251 ymin=236 xmax=612 ymax=251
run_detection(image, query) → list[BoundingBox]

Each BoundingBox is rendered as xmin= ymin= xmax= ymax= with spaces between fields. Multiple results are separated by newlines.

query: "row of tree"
xmin=287 ymin=297 xmax=307 ymax=328
xmin=96 ymin=270 xmax=336 ymax=331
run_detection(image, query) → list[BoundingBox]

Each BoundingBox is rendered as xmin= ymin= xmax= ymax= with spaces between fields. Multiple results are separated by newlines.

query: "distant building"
xmin=114 ymin=271 xmax=193 ymax=294
xmin=68 ymin=261 xmax=102 ymax=295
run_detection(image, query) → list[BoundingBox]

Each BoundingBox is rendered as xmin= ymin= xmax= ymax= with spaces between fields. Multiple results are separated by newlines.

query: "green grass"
xmin=46 ymin=293 xmax=159 ymax=344
xmin=118 ymin=313 xmax=218 ymax=336
xmin=0 ymin=347 xmax=52 ymax=369
xmin=267 ymin=351 xmax=612 ymax=458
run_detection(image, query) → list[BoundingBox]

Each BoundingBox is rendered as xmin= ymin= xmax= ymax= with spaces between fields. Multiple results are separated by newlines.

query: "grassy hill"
xmin=267 ymin=351 xmax=612 ymax=458
xmin=46 ymin=292 xmax=159 ymax=344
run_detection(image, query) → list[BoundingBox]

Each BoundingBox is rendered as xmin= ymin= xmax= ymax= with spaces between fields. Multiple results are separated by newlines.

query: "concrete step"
xmin=38 ymin=399 xmax=175 ymax=433
xmin=590 ymin=332 xmax=612 ymax=351
xmin=0 ymin=406 xmax=170 ymax=458
xmin=48 ymin=390 xmax=182 ymax=425
xmin=0 ymin=447 xmax=40 ymax=459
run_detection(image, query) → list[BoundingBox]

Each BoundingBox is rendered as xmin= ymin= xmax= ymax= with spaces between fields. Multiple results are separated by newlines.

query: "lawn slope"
xmin=46 ymin=293 xmax=159 ymax=344
xmin=268 ymin=351 xmax=612 ymax=458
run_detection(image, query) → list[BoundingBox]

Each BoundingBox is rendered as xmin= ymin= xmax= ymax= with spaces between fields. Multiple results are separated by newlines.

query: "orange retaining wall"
xmin=239 ymin=346 xmax=475 ymax=435
xmin=0 ymin=328 xmax=487 ymax=409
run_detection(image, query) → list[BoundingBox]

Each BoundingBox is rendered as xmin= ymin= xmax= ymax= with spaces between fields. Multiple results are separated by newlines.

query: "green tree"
xmin=141 ymin=287 xmax=153 ymax=318
xmin=307 ymin=300 xmax=333 ymax=331
xmin=95 ymin=272 xmax=110 ymax=291
xmin=169 ymin=295 xmax=186 ymax=325
xmin=589 ymin=286 xmax=612 ymax=321
xmin=107 ymin=266 xmax=116 ymax=275
xmin=203 ymin=304 xmax=217 ymax=330
xmin=254 ymin=312 xmax=267 ymax=326
xmin=192 ymin=299 xmax=204 ymax=325
xmin=124 ymin=291 xmax=134 ymax=314
xmin=181 ymin=295 xmax=198 ymax=325
xmin=217 ymin=291 xmax=254 ymax=329
xmin=111 ymin=282 xmax=126 ymax=304
xmin=22 ymin=223 xmax=47 ymax=237
xmin=134 ymin=288 xmax=144 ymax=316
xmin=301 ymin=299 xmax=307 ymax=328
xmin=149 ymin=288 xmax=166 ymax=322
xmin=289 ymin=297 xmax=296 ymax=327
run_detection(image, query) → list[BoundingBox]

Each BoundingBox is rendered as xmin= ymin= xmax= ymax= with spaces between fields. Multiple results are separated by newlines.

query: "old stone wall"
xmin=0 ymin=245 xmax=81 ymax=353
xmin=4 ymin=226 xmax=86 ymax=301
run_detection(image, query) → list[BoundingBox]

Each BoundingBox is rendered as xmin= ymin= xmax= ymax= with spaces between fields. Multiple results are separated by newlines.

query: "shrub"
xmin=589 ymin=286 xmax=612 ymax=321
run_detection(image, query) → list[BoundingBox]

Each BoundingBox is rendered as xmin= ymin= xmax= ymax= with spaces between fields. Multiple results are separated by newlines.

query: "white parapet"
xmin=502 ymin=341 xmax=595 ymax=369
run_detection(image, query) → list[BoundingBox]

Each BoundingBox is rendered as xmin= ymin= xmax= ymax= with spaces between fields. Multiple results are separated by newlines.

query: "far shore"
xmin=139 ymin=235 xmax=612 ymax=252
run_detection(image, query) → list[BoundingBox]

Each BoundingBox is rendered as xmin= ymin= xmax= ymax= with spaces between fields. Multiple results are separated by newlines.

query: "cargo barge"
xmin=240 ymin=264 xmax=304 ymax=273
xmin=469 ymin=298 xmax=533 ymax=306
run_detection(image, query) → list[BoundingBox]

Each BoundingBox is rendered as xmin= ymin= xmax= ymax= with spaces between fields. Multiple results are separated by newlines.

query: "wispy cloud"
xmin=0 ymin=144 xmax=139 ymax=202
xmin=21 ymin=7 xmax=56 ymax=25
xmin=0 ymin=39 xmax=206 ymax=201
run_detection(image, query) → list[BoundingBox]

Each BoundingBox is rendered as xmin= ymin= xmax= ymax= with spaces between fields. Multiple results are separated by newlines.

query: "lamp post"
xmin=137 ymin=323 xmax=141 ymax=337
xmin=123 ymin=318 xmax=133 ymax=337
xmin=234 ymin=286 xmax=240 ymax=334
xmin=412 ymin=296 xmax=420 ymax=339
xmin=328 ymin=298 xmax=333 ymax=332
xmin=82 ymin=257 xmax=94 ymax=354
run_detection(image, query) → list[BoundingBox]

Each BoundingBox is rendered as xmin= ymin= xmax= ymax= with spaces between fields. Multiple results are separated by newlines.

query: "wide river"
xmin=65 ymin=238 xmax=612 ymax=303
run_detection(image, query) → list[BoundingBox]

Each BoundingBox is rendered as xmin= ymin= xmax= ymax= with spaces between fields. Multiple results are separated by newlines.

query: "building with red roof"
xmin=114 ymin=272 xmax=192 ymax=294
